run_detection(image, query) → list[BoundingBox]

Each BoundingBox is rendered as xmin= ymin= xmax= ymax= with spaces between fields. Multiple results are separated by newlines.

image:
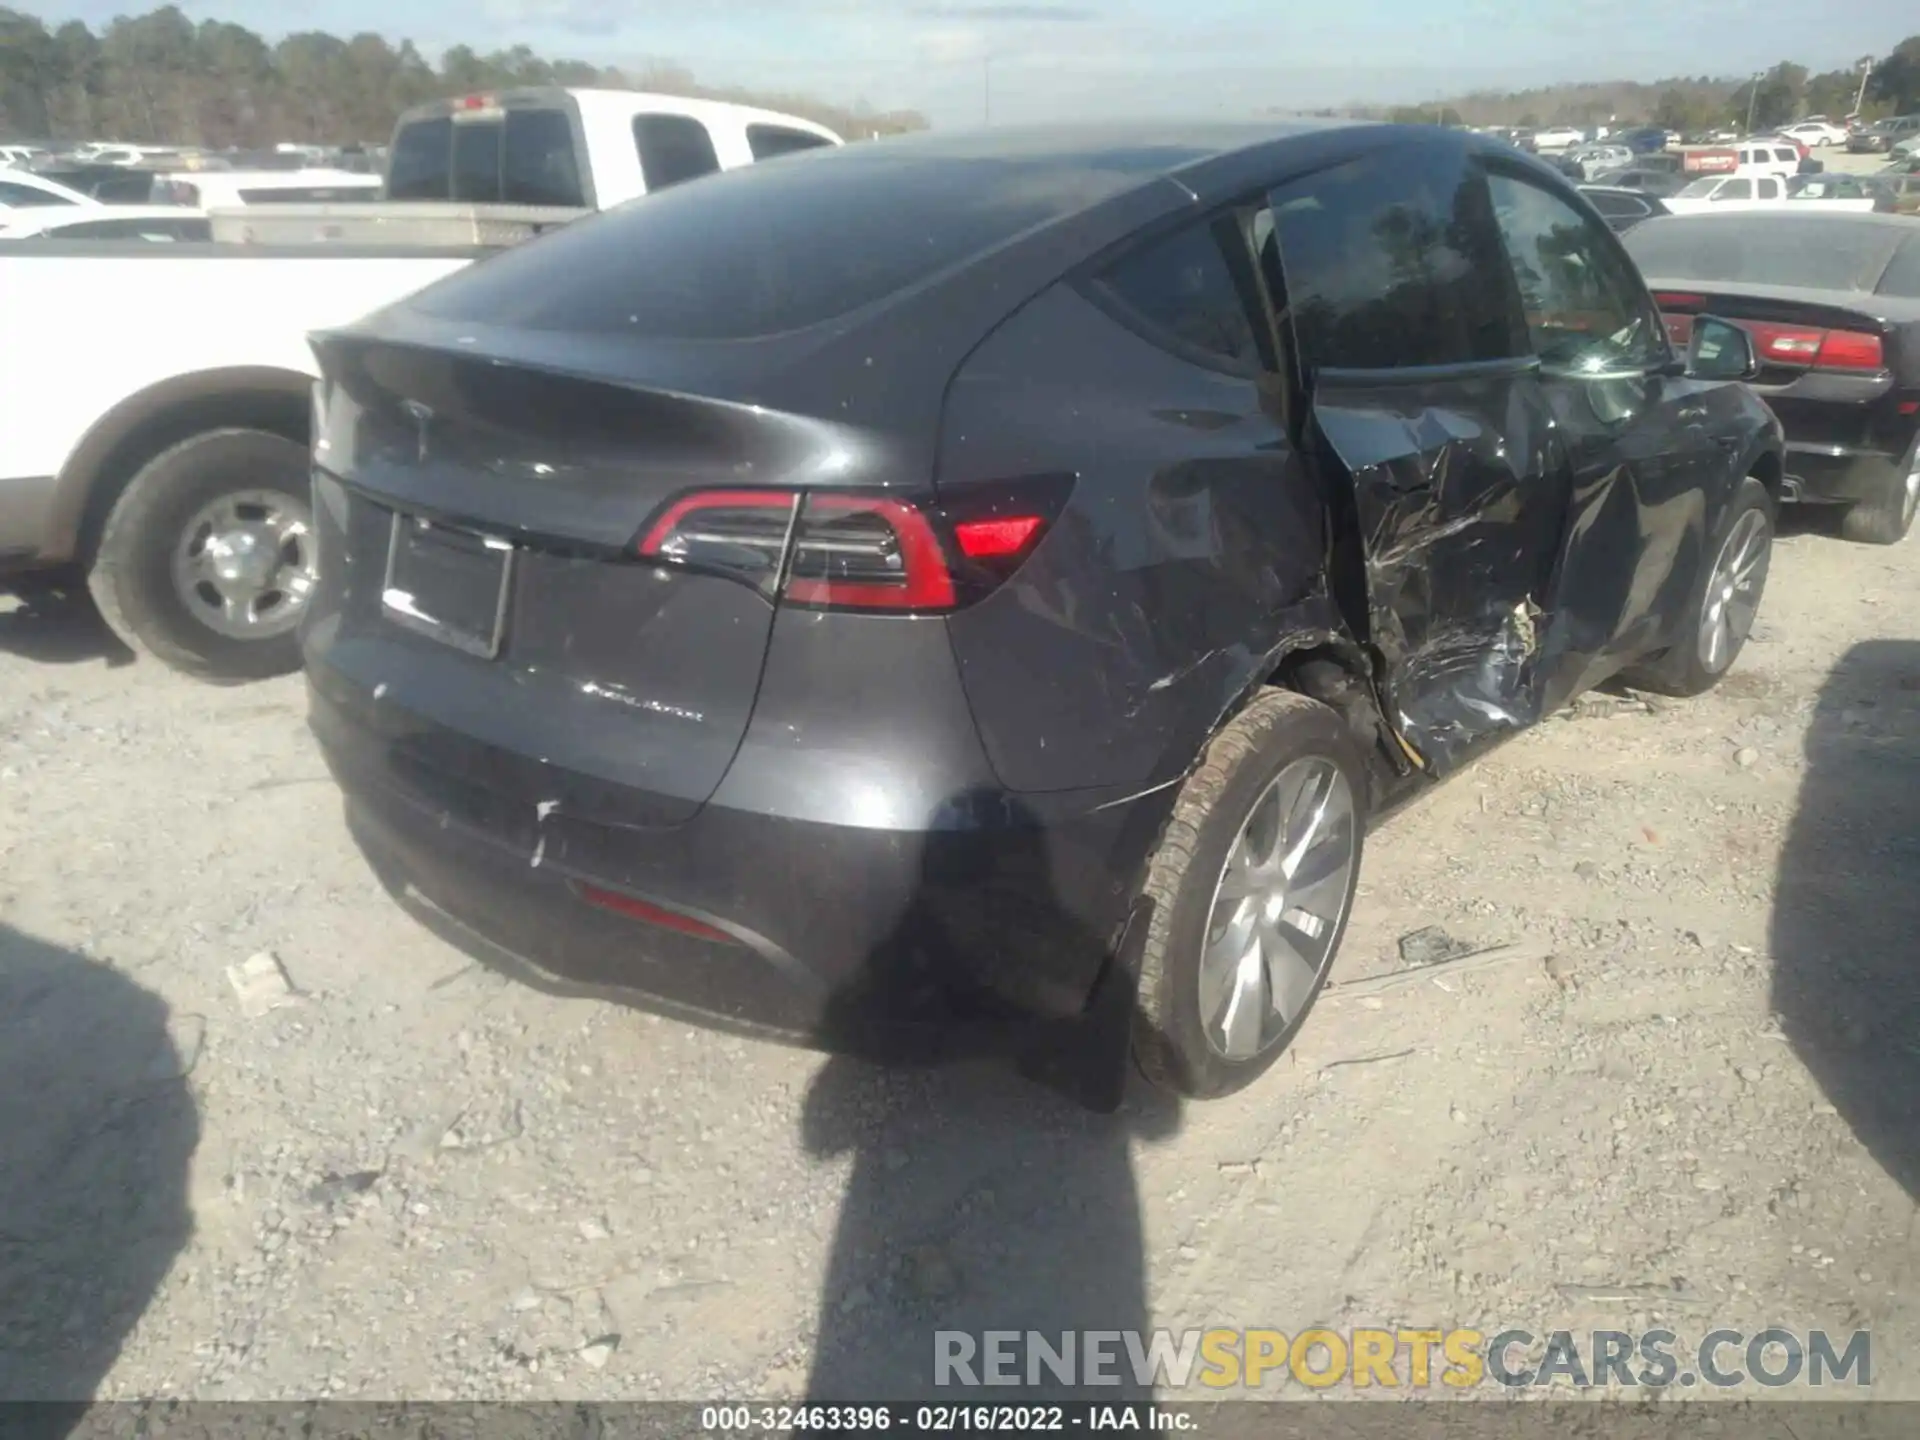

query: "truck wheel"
xmin=1837 ymin=442 xmax=1920 ymax=546
xmin=87 ymin=429 xmax=315 ymax=683
xmin=1132 ymin=690 xmax=1365 ymax=1099
xmin=1622 ymin=475 xmax=1773 ymax=698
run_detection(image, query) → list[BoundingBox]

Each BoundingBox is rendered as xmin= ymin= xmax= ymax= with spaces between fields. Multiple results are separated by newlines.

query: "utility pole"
xmin=1853 ymin=55 xmax=1874 ymax=120
xmin=1745 ymin=70 xmax=1761 ymax=134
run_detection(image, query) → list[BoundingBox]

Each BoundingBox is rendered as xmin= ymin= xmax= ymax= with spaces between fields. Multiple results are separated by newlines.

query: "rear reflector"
xmin=577 ymin=884 xmax=736 ymax=944
xmin=954 ymin=514 xmax=1045 ymax=559
xmin=636 ymin=488 xmax=1057 ymax=612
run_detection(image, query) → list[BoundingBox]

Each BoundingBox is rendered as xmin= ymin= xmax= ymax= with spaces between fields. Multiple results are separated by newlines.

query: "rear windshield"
xmin=1624 ymin=217 xmax=1906 ymax=292
xmin=1877 ymin=236 xmax=1920 ymax=299
xmin=387 ymin=108 xmax=585 ymax=207
xmin=409 ymin=143 xmax=1187 ymax=340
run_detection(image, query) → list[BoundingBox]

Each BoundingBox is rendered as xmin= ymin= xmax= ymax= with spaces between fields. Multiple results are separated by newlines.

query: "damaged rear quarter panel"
xmin=938 ymin=281 xmax=1337 ymax=795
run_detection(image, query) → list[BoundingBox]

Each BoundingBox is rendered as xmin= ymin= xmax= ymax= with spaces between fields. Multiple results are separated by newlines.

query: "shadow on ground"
xmin=348 ymin=771 xmax=1181 ymax=1400
xmin=1771 ymin=639 xmax=1920 ymax=1200
xmin=0 ymin=923 xmax=199 ymax=1422
xmin=0 ymin=583 xmax=135 ymax=668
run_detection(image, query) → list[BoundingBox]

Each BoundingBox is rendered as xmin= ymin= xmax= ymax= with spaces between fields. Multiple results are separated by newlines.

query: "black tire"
xmin=86 ymin=429 xmax=313 ymax=684
xmin=1621 ymin=475 xmax=1774 ymax=698
xmin=1837 ymin=440 xmax=1920 ymax=546
xmin=1132 ymin=690 xmax=1367 ymax=1099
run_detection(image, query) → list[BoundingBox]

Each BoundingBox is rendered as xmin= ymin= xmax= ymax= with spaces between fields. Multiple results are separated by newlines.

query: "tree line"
xmin=1374 ymin=35 xmax=1920 ymax=133
xmin=0 ymin=4 xmax=928 ymax=148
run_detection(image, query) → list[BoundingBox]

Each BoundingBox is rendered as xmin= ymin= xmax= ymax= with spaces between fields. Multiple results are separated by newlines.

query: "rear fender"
xmin=45 ymin=366 xmax=314 ymax=564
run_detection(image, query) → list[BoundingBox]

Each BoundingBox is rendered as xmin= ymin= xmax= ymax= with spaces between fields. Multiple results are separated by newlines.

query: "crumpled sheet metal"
xmin=1313 ymin=377 xmax=1633 ymax=776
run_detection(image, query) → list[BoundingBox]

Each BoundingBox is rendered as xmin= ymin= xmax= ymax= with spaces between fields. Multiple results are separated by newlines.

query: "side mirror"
xmin=1686 ymin=316 xmax=1760 ymax=382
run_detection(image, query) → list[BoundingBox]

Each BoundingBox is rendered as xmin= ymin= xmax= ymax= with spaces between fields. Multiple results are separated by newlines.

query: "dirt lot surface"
xmin=1 ymin=508 xmax=1916 ymax=1406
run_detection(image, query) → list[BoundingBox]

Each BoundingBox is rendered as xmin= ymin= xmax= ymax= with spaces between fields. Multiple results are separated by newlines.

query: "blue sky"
xmin=28 ymin=1 xmax=1920 ymax=127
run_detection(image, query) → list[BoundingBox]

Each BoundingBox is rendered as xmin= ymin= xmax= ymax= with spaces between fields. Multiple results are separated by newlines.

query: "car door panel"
xmin=1264 ymin=140 xmax=1572 ymax=775
xmin=1480 ymin=164 xmax=1740 ymax=710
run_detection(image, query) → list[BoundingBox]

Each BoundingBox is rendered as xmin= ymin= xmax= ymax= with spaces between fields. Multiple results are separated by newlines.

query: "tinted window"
xmin=388 ymin=116 xmax=452 ymax=200
xmin=410 ymin=142 xmax=1178 ymax=340
xmin=1874 ymin=235 xmax=1920 ymax=299
xmin=1756 ymin=178 xmax=1781 ymax=199
xmin=633 ymin=114 xmax=720 ymax=192
xmin=451 ymin=119 xmax=501 ymax=202
xmin=1090 ymin=216 xmax=1262 ymax=372
xmin=1719 ymin=179 xmax=1752 ymax=200
xmin=0 ymin=181 xmax=75 ymax=208
xmin=1485 ymin=170 xmax=1665 ymax=371
xmin=1624 ymin=216 xmax=1904 ymax=292
xmin=502 ymin=110 xmax=586 ymax=206
xmin=746 ymin=125 xmax=832 ymax=161
xmin=1267 ymin=145 xmax=1524 ymax=369
xmin=1586 ymin=192 xmax=1648 ymax=217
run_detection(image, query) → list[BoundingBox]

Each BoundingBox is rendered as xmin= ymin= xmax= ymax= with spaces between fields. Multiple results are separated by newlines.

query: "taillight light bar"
xmin=634 ymin=485 xmax=1063 ymax=613
xmin=1646 ymin=297 xmax=1886 ymax=374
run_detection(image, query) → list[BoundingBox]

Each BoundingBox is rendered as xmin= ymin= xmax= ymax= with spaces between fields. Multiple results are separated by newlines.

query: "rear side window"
xmin=1878 ymin=236 xmax=1920 ymax=299
xmin=1720 ymin=179 xmax=1752 ymax=200
xmin=746 ymin=125 xmax=833 ymax=161
xmin=1267 ymin=144 xmax=1525 ymax=369
xmin=1586 ymin=192 xmax=1648 ymax=218
xmin=633 ymin=114 xmax=720 ymax=192
xmin=1088 ymin=216 xmax=1263 ymax=373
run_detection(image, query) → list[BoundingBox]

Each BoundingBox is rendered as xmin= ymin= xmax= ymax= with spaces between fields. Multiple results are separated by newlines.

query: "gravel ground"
xmin=0 ymin=505 xmax=1915 ymax=1405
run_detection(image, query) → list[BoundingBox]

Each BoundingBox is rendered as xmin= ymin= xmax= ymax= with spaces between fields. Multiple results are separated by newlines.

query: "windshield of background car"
xmin=409 ymin=138 xmax=1213 ymax=340
xmin=1624 ymin=217 xmax=1906 ymax=292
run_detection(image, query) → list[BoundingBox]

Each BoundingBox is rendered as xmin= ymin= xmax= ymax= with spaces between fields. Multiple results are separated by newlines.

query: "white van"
xmin=1728 ymin=140 xmax=1803 ymax=182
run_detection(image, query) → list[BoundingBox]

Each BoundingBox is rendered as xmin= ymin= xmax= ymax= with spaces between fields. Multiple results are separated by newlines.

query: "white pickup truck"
xmin=0 ymin=87 xmax=840 ymax=681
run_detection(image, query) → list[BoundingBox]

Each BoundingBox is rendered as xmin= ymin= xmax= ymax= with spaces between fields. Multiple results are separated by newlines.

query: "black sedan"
xmin=1626 ymin=211 xmax=1920 ymax=544
xmin=1578 ymin=184 xmax=1672 ymax=231
xmin=303 ymin=123 xmax=1783 ymax=1103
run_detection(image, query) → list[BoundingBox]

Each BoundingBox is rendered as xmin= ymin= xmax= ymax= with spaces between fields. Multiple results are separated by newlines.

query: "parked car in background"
xmin=1529 ymin=125 xmax=1584 ymax=151
xmin=1872 ymin=170 xmax=1920 ymax=215
xmin=1628 ymin=212 xmax=1920 ymax=545
xmin=1752 ymin=133 xmax=1811 ymax=162
xmin=0 ymin=144 xmax=50 ymax=167
xmin=1561 ymin=142 xmax=1633 ymax=180
xmin=297 ymin=121 xmax=1782 ymax=1104
xmin=1663 ymin=174 xmax=1793 ymax=213
xmin=1590 ymin=165 xmax=1689 ymax=197
xmin=0 ymin=168 xmax=97 ymax=216
xmin=1781 ymin=119 xmax=1847 ymax=147
xmin=150 ymin=168 xmax=382 ymax=208
xmin=1787 ymin=173 xmax=1897 ymax=212
xmin=0 ymin=91 xmax=845 ymax=683
xmin=1849 ymin=116 xmax=1920 ymax=154
xmin=1577 ymin=185 xmax=1672 ymax=231
xmin=1613 ymin=127 xmax=1669 ymax=154
xmin=0 ymin=206 xmax=210 ymax=242
xmin=1729 ymin=140 xmax=1806 ymax=179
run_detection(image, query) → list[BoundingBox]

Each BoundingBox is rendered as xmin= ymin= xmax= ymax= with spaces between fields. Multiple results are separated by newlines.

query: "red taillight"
xmin=953 ymin=514 xmax=1045 ymax=559
xmin=1815 ymin=329 xmax=1885 ymax=371
xmin=1750 ymin=324 xmax=1825 ymax=363
xmin=1652 ymin=292 xmax=1706 ymax=311
xmin=455 ymin=94 xmax=493 ymax=111
xmin=578 ymin=884 xmax=736 ymax=944
xmin=636 ymin=486 xmax=1062 ymax=612
xmin=783 ymin=494 xmax=955 ymax=611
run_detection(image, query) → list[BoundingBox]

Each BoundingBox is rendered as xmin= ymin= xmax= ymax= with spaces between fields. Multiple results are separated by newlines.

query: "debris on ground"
xmin=224 ymin=950 xmax=298 ymax=1017
xmin=1397 ymin=926 xmax=1479 ymax=967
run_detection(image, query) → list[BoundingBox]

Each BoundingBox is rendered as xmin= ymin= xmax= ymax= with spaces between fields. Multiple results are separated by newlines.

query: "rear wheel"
xmin=87 ymin=429 xmax=315 ymax=683
xmin=1837 ymin=440 xmax=1920 ymax=546
xmin=1132 ymin=690 xmax=1366 ymax=1099
xmin=1622 ymin=475 xmax=1773 ymax=698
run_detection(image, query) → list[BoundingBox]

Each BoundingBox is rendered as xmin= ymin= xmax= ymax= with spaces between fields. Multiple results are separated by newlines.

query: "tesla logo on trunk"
xmin=401 ymin=399 xmax=433 ymax=464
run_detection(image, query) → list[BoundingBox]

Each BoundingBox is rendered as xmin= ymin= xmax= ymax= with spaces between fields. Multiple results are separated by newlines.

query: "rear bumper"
xmin=1783 ymin=443 xmax=1910 ymax=504
xmin=307 ymin=664 xmax=1173 ymax=1036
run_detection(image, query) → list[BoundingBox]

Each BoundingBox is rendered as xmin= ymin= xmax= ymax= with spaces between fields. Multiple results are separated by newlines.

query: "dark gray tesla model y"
xmin=303 ymin=123 xmax=1784 ymax=1103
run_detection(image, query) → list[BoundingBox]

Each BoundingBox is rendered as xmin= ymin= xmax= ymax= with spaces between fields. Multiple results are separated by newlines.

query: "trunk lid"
xmin=306 ymin=331 xmax=856 ymax=829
